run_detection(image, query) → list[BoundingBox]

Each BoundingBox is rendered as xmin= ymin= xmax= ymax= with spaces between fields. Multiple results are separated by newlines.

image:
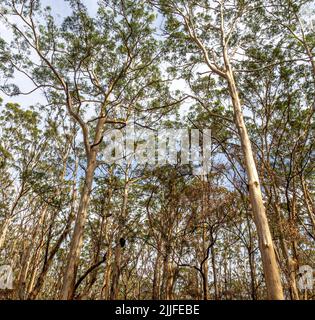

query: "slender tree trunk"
xmin=17 ymin=239 xmax=31 ymax=300
xmin=60 ymin=153 xmax=97 ymax=300
xmin=211 ymin=244 xmax=219 ymax=300
xmin=185 ymin=6 xmax=284 ymax=298
xmin=201 ymin=179 xmax=209 ymax=300
xmin=152 ymin=243 xmax=162 ymax=300
xmin=28 ymin=154 xmax=77 ymax=300
xmin=101 ymin=247 xmax=112 ymax=300
xmin=246 ymin=214 xmax=258 ymax=300
xmin=224 ymin=58 xmax=284 ymax=299
xmin=202 ymin=226 xmax=209 ymax=300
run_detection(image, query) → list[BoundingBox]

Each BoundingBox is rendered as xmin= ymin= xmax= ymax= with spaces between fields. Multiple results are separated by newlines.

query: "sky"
xmin=42 ymin=0 xmax=99 ymax=19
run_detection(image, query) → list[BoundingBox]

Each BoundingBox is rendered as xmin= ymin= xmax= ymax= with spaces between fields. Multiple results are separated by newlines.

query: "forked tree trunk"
xmin=60 ymin=89 xmax=109 ymax=299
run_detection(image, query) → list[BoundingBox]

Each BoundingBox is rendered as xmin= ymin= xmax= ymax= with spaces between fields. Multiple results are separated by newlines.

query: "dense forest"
xmin=0 ymin=0 xmax=314 ymax=300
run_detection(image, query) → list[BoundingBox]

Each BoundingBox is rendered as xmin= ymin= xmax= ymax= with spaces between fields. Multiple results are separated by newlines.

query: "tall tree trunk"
xmin=224 ymin=58 xmax=284 ymax=299
xmin=60 ymin=153 xmax=97 ymax=300
xmin=60 ymin=97 xmax=108 ymax=299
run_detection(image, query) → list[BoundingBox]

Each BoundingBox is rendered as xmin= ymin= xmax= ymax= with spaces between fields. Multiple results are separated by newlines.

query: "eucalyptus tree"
xmin=230 ymin=1 xmax=315 ymax=299
xmin=0 ymin=0 xmax=177 ymax=299
xmin=239 ymin=52 xmax=314 ymax=300
xmin=150 ymin=0 xmax=285 ymax=298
